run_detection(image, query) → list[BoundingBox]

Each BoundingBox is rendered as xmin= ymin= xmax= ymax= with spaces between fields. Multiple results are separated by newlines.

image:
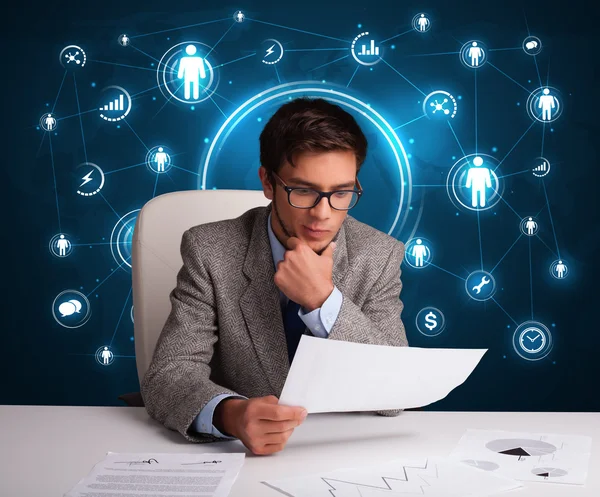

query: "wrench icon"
xmin=472 ymin=276 xmax=491 ymax=294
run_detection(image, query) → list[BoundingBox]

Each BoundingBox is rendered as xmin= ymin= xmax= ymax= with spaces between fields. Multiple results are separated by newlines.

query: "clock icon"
xmin=519 ymin=327 xmax=546 ymax=354
xmin=512 ymin=321 xmax=553 ymax=361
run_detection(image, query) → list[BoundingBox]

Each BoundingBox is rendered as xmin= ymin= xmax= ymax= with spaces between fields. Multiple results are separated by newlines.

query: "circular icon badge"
xmin=233 ymin=10 xmax=245 ymax=22
xmin=75 ymin=162 xmax=105 ymax=197
xmin=146 ymin=145 xmax=173 ymax=174
xmin=532 ymin=156 xmax=551 ymax=177
xmin=98 ymin=85 xmax=132 ymax=122
xmin=261 ymin=39 xmax=284 ymax=65
xmin=49 ymin=233 xmax=73 ymax=258
xmin=447 ymin=154 xmax=503 ymax=212
xmin=59 ymin=45 xmax=86 ymax=70
xmin=466 ymin=270 xmax=496 ymax=301
xmin=527 ymin=86 xmax=563 ymax=123
xmin=351 ymin=32 xmax=382 ymax=66
xmin=416 ymin=307 xmax=446 ymax=337
xmin=523 ymin=36 xmax=542 ymax=56
xmin=52 ymin=290 xmax=91 ymax=328
xmin=157 ymin=41 xmax=217 ymax=105
xmin=111 ymin=209 xmax=139 ymax=271
xmin=520 ymin=216 xmax=540 ymax=237
xmin=404 ymin=237 xmax=433 ymax=269
xmin=39 ymin=113 xmax=58 ymax=132
xmin=460 ymin=40 xmax=487 ymax=68
xmin=550 ymin=259 xmax=568 ymax=279
xmin=513 ymin=321 xmax=553 ymax=360
xmin=118 ymin=34 xmax=130 ymax=47
xmin=423 ymin=90 xmax=457 ymax=120
xmin=412 ymin=13 xmax=431 ymax=33
xmin=95 ymin=346 xmax=115 ymax=366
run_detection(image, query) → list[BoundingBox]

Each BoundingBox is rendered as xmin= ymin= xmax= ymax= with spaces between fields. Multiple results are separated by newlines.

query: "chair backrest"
xmin=131 ymin=189 xmax=271 ymax=384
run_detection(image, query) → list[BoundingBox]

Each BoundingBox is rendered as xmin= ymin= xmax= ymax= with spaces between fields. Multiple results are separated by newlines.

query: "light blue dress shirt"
xmin=191 ymin=212 xmax=343 ymax=438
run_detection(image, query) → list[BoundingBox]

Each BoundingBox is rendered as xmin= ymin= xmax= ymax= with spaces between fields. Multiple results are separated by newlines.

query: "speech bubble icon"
xmin=59 ymin=301 xmax=76 ymax=317
xmin=526 ymin=40 xmax=538 ymax=50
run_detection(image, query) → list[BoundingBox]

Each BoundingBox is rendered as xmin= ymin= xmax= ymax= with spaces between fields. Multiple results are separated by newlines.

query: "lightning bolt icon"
xmin=80 ymin=170 xmax=94 ymax=187
xmin=265 ymin=44 xmax=275 ymax=57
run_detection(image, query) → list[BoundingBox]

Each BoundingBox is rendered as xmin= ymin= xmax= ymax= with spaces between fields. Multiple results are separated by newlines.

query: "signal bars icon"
xmin=532 ymin=157 xmax=550 ymax=178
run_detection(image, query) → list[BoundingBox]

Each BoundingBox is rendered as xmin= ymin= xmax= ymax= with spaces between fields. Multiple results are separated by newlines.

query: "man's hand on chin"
xmin=274 ymin=237 xmax=336 ymax=311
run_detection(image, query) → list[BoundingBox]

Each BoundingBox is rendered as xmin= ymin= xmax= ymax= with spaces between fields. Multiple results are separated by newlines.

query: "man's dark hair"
xmin=259 ymin=97 xmax=367 ymax=185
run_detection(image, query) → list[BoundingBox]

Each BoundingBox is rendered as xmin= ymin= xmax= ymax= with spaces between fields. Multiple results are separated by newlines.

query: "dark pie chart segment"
xmin=485 ymin=439 xmax=557 ymax=458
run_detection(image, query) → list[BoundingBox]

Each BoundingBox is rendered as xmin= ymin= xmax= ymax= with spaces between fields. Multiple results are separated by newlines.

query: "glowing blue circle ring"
xmin=110 ymin=209 xmax=139 ymax=271
xmin=200 ymin=82 xmax=412 ymax=237
xmin=512 ymin=321 xmax=553 ymax=361
xmin=447 ymin=154 xmax=503 ymax=212
xmin=157 ymin=41 xmax=217 ymax=105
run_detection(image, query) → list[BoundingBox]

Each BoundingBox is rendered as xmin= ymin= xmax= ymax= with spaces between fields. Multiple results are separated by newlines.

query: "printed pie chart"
xmin=485 ymin=439 xmax=557 ymax=457
xmin=532 ymin=467 xmax=568 ymax=478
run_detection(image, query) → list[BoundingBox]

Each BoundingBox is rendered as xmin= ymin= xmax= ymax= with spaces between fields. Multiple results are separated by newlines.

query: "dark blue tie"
xmin=282 ymin=299 xmax=306 ymax=364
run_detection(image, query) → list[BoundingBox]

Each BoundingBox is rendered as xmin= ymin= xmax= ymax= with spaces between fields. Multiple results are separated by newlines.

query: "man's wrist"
xmin=304 ymin=283 xmax=335 ymax=312
xmin=213 ymin=398 xmax=244 ymax=437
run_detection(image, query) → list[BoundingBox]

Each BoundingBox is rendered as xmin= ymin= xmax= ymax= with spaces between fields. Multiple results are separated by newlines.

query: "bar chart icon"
xmin=351 ymin=31 xmax=382 ymax=66
xmin=98 ymin=86 xmax=131 ymax=122
xmin=101 ymin=94 xmax=124 ymax=112
xmin=359 ymin=39 xmax=379 ymax=56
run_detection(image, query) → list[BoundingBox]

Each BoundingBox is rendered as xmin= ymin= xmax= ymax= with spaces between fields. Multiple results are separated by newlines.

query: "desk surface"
xmin=0 ymin=406 xmax=597 ymax=497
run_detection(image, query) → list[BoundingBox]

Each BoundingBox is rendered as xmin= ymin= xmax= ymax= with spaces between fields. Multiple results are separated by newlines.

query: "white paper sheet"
xmin=262 ymin=456 xmax=522 ymax=496
xmin=450 ymin=429 xmax=592 ymax=485
xmin=64 ymin=452 xmax=245 ymax=497
xmin=279 ymin=335 xmax=487 ymax=412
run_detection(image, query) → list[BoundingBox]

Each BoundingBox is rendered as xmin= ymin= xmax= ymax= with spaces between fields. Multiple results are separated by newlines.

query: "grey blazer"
xmin=141 ymin=202 xmax=408 ymax=443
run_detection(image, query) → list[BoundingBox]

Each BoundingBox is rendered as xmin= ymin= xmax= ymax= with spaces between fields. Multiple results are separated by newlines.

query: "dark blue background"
xmin=6 ymin=0 xmax=599 ymax=412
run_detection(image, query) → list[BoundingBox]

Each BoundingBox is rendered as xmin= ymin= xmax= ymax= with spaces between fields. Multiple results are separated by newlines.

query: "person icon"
xmin=101 ymin=347 xmax=113 ymax=365
xmin=468 ymin=41 xmax=484 ymax=67
xmin=538 ymin=88 xmax=557 ymax=121
xmin=56 ymin=234 xmax=71 ymax=256
xmin=154 ymin=147 xmax=167 ymax=172
xmin=411 ymin=238 xmax=429 ymax=267
xmin=177 ymin=44 xmax=207 ymax=100
xmin=465 ymin=156 xmax=492 ymax=208
xmin=236 ymin=11 xmax=244 ymax=22
xmin=555 ymin=260 xmax=567 ymax=278
xmin=418 ymin=14 xmax=429 ymax=31
xmin=526 ymin=217 xmax=537 ymax=235
xmin=45 ymin=114 xmax=56 ymax=131
xmin=120 ymin=34 xmax=129 ymax=46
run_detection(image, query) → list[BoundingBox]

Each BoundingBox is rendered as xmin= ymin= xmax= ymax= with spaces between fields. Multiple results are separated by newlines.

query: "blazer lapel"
xmin=240 ymin=202 xmax=349 ymax=394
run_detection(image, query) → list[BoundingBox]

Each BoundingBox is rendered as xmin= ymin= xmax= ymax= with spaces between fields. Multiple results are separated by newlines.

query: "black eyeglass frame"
xmin=270 ymin=171 xmax=363 ymax=210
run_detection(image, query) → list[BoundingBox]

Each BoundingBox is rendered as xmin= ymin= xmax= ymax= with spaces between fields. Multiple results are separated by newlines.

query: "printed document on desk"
xmin=279 ymin=335 xmax=487 ymax=413
xmin=64 ymin=452 xmax=245 ymax=497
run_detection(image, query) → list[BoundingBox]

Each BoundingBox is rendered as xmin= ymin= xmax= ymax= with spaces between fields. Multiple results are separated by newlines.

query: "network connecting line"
xmin=86 ymin=257 xmax=132 ymax=298
xmin=109 ymin=287 xmax=133 ymax=349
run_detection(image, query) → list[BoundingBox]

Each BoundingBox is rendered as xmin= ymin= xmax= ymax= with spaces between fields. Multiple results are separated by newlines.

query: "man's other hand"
xmin=214 ymin=395 xmax=307 ymax=455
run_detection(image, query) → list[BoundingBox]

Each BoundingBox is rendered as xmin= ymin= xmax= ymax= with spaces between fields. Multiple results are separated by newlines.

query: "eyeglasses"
xmin=271 ymin=171 xmax=363 ymax=210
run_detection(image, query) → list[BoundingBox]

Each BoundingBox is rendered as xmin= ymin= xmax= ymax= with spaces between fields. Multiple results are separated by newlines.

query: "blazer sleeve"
xmin=140 ymin=229 xmax=241 ymax=443
xmin=327 ymin=240 xmax=408 ymax=417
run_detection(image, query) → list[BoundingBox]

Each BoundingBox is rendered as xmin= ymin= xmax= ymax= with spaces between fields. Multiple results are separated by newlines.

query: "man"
xmin=141 ymin=97 xmax=408 ymax=456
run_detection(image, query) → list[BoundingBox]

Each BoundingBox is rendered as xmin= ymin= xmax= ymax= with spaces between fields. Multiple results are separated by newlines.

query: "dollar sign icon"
xmin=424 ymin=311 xmax=438 ymax=331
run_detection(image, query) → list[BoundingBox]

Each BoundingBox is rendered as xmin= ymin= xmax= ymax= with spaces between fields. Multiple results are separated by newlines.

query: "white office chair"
xmin=119 ymin=189 xmax=271 ymax=406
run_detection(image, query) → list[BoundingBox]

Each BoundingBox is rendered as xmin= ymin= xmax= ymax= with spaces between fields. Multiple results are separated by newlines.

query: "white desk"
xmin=0 ymin=406 xmax=597 ymax=496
